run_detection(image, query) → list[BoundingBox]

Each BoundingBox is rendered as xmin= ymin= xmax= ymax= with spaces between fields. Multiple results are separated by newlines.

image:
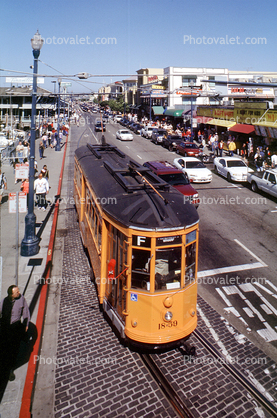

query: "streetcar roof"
xmin=75 ymin=143 xmax=199 ymax=230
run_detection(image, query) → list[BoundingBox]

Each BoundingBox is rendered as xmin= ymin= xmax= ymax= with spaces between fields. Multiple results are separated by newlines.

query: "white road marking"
xmin=260 ymin=304 xmax=273 ymax=315
xmin=222 ymin=285 xmax=246 ymax=300
xmin=234 ymin=239 xmax=268 ymax=267
xmin=216 ymin=288 xmax=232 ymax=306
xmin=137 ymin=155 xmax=142 ymax=160
xmin=244 ymin=299 xmax=265 ymax=322
xmin=257 ymin=323 xmax=277 ymax=342
xmin=253 ymin=282 xmax=273 ymax=295
xmin=260 ymin=297 xmax=277 ymax=316
xmin=198 ymin=262 xmax=264 ymax=278
xmin=266 ymin=280 xmax=277 ymax=293
xmin=243 ymin=307 xmax=255 ymax=317
xmin=88 ymin=126 xmax=99 ymax=144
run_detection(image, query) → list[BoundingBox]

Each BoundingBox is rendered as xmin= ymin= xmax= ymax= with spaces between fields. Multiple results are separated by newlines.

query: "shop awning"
xmin=206 ymin=118 xmax=236 ymax=128
xmin=229 ymin=124 xmax=255 ymax=134
xmin=164 ymin=109 xmax=185 ymax=117
xmin=152 ymin=106 xmax=165 ymax=115
xmin=253 ymin=121 xmax=277 ymax=128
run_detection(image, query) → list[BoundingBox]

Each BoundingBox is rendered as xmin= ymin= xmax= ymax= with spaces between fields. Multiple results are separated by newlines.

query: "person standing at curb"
xmin=34 ymin=172 xmax=49 ymax=211
xmin=0 ymin=285 xmax=30 ymax=381
xmin=0 ymin=168 xmax=7 ymax=204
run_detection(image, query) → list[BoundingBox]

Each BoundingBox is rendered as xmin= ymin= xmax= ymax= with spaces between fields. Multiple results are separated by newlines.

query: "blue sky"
xmin=0 ymin=0 xmax=276 ymax=92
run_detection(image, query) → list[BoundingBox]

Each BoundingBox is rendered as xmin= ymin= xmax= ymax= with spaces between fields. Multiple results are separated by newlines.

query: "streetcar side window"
xmin=131 ymin=248 xmax=151 ymax=290
xmin=155 ymin=248 xmax=181 ymax=290
xmin=185 ymin=242 xmax=196 ymax=286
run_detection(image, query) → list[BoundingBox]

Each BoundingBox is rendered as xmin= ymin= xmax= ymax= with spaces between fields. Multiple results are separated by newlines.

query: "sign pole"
xmin=15 ymin=191 xmax=19 ymax=286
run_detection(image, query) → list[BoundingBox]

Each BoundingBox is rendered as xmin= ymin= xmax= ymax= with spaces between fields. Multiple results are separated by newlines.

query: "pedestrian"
xmin=50 ymin=131 xmax=56 ymax=148
xmin=20 ymin=178 xmax=29 ymax=207
xmin=0 ymin=285 xmax=30 ymax=381
xmin=0 ymin=169 xmax=7 ymax=204
xmin=34 ymin=172 xmax=49 ymax=211
xmin=41 ymin=164 xmax=49 ymax=182
xmin=271 ymin=153 xmax=277 ymax=168
xmin=42 ymin=132 xmax=48 ymax=148
xmin=39 ymin=140 xmax=44 ymax=160
xmin=16 ymin=141 xmax=24 ymax=164
xmin=218 ymin=139 xmax=224 ymax=157
xmin=228 ymin=140 xmax=236 ymax=156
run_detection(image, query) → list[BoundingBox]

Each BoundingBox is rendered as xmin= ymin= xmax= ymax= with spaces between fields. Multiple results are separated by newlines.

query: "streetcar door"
xmin=106 ymin=227 xmax=128 ymax=318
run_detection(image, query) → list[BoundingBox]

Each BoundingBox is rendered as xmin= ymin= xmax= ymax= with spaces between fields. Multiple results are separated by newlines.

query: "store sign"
xmin=213 ymin=108 xmax=234 ymax=120
xmin=148 ymin=75 xmax=158 ymax=83
xmin=228 ymin=86 xmax=274 ymax=97
xmin=176 ymin=89 xmax=200 ymax=95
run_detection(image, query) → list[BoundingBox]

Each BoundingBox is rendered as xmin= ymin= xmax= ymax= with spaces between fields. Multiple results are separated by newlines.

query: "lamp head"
xmin=31 ymin=30 xmax=43 ymax=59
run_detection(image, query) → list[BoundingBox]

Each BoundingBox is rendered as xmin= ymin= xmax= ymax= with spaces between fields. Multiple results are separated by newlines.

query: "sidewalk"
xmin=0 ymin=131 xmax=68 ymax=418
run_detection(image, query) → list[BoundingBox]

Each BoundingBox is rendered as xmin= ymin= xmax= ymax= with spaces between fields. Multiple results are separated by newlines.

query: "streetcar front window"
xmin=155 ymin=248 xmax=181 ymax=290
xmin=131 ymin=248 xmax=151 ymax=290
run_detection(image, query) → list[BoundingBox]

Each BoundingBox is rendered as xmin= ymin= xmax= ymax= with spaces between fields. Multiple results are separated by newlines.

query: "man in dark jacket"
xmin=0 ymin=285 xmax=30 ymax=381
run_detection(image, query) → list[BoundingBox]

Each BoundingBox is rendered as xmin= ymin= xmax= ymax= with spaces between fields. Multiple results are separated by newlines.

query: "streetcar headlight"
xmin=164 ymin=311 xmax=173 ymax=321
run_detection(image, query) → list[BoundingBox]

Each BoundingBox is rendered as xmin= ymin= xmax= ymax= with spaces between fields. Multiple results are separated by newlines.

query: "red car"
xmin=143 ymin=161 xmax=199 ymax=207
xmin=176 ymin=142 xmax=202 ymax=157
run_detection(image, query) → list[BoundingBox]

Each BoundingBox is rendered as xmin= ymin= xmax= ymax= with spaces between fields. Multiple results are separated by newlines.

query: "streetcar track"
xmin=193 ymin=329 xmax=277 ymax=417
xmin=140 ymin=353 xmax=195 ymax=418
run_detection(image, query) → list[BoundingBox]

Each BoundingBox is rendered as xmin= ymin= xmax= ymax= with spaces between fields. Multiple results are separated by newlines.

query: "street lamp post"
xmin=55 ymin=78 xmax=61 ymax=151
xmin=149 ymin=90 xmax=152 ymax=122
xmin=189 ymin=82 xmax=194 ymax=138
xmin=21 ymin=30 xmax=43 ymax=256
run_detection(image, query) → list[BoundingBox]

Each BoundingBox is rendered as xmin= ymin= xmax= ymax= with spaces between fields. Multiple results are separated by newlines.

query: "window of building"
xmin=182 ymin=76 xmax=197 ymax=87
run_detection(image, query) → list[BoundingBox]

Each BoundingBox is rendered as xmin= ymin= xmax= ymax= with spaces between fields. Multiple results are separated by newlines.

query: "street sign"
xmin=15 ymin=163 xmax=29 ymax=181
xmin=9 ymin=192 xmax=27 ymax=213
xmin=61 ymin=82 xmax=72 ymax=87
xmin=6 ymin=77 xmax=44 ymax=84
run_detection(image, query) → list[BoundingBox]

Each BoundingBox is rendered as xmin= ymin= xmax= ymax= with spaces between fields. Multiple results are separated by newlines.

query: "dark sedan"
xmin=95 ymin=121 xmax=106 ymax=132
xmin=162 ymin=135 xmax=183 ymax=151
xmin=151 ymin=128 xmax=167 ymax=145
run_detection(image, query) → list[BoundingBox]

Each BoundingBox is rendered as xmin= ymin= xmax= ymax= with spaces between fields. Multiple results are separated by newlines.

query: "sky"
xmin=0 ymin=0 xmax=276 ymax=93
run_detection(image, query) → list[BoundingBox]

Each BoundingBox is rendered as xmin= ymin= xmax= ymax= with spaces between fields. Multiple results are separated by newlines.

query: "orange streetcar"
xmin=74 ymin=143 xmax=199 ymax=349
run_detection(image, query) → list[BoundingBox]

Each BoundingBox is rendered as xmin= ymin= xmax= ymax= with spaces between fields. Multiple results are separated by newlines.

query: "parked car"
xmin=116 ymin=129 xmax=133 ymax=141
xmin=162 ymin=135 xmax=183 ymax=151
xmin=175 ymin=142 xmax=202 ymax=157
xmin=173 ymin=157 xmax=212 ymax=183
xmin=214 ymin=156 xmax=253 ymax=182
xmin=133 ymin=124 xmax=143 ymax=135
xmin=119 ymin=118 xmax=128 ymax=126
xmin=141 ymin=126 xmax=154 ymax=139
xmin=143 ymin=160 xmax=199 ymax=207
xmin=247 ymin=168 xmax=277 ymax=197
xmin=151 ymin=128 xmax=167 ymax=145
xmin=129 ymin=122 xmax=139 ymax=131
xmin=95 ymin=121 xmax=106 ymax=132
xmin=114 ymin=114 xmax=123 ymax=122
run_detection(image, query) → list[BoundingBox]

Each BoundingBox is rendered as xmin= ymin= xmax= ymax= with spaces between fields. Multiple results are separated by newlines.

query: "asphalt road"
xmin=75 ymin=111 xmax=277 ymax=362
